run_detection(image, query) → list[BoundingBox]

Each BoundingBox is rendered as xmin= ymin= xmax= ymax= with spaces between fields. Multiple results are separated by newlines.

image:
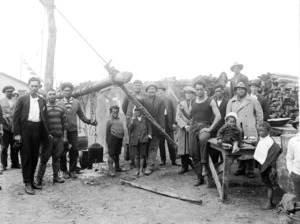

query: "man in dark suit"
xmin=157 ymin=84 xmax=178 ymax=166
xmin=250 ymin=80 xmax=270 ymax=121
xmin=141 ymin=83 xmax=165 ymax=175
xmin=13 ymin=77 xmax=50 ymax=195
xmin=229 ymin=62 xmax=250 ymax=98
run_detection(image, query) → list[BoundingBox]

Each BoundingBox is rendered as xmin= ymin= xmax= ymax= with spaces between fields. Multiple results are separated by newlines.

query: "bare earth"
xmin=0 ymin=155 xmax=287 ymax=224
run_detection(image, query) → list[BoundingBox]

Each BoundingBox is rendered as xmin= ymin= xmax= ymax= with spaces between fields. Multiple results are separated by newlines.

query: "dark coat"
xmin=127 ymin=115 xmax=152 ymax=146
xmin=260 ymin=139 xmax=282 ymax=173
xmin=212 ymin=97 xmax=228 ymax=137
xmin=257 ymin=94 xmax=270 ymax=121
xmin=229 ymin=73 xmax=250 ymax=98
xmin=217 ymin=124 xmax=242 ymax=146
xmin=141 ymin=95 xmax=165 ymax=134
xmin=13 ymin=95 xmax=49 ymax=137
xmin=163 ymin=96 xmax=176 ymax=131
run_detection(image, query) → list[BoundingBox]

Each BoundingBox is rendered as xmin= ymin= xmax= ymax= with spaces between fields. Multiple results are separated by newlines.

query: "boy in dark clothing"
xmin=254 ymin=122 xmax=282 ymax=210
xmin=127 ymin=107 xmax=152 ymax=177
xmin=217 ymin=112 xmax=242 ymax=153
xmin=106 ymin=106 xmax=125 ymax=177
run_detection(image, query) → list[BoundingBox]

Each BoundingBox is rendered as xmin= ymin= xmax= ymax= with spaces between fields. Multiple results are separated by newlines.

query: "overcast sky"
xmin=0 ymin=0 xmax=299 ymax=86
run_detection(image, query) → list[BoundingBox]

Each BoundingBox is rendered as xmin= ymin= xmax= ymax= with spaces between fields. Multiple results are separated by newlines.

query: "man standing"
xmin=57 ymin=82 xmax=97 ymax=179
xmin=226 ymin=82 xmax=263 ymax=178
xmin=176 ymin=86 xmax=196 ymax=174
xmin=250 ymin=80 xmax=270 ymax=121
xmin=0 ymin=107 xmax=4 ymax=175
xmin=36 ymin=89 xmax=68 ymax=187
xmin=229 ymin=62 xmax=250 ymax=98
xmin=141 ymin=83 xmax=165 ymax=175
xmin=0 ymin=85 xmax=20 ymax=171
xmin=189 ymin=81 xmax=221 ymax=186
xmin=13 ymin=77 xmax=50 ymax=195
xmin=157 ymin=84 xmax=178 ymax=166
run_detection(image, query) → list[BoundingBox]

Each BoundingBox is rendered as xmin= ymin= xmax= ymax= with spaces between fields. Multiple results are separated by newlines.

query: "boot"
xmin=115 ymin=157 xmax=125 ymax=172
xmin=178 ymin=167 xmax=188 ymax=174
xmin=25 ymin=183 xmax=35 ymax=195
xmin=202 ymin=164 xmax=208 ymax=176
xmin=63 ymin=171 xmax=70 ymax=179
xmin=194 ymin=174 xmax=204 ymax=186
xmin=108 ymin=158 xmax=116 ymax=177
xmin=53 ymin=160 xmax=64 ymax=183
xmin=32 ymin=180 xmax=42 ymax=189
xmin=53 ymin=177 xmax=65 ymax=183
xmin=188 ymin=158 xmax=195 ymax=170
xmin=69 ymin=171 xmax=78 ymax=178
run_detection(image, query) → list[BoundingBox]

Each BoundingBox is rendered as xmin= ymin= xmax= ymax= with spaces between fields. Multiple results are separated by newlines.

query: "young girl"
xmin=253 ymin=122 xmax=282 ymax=210
xmin=128 ymin=107 xmax=152 ymax=177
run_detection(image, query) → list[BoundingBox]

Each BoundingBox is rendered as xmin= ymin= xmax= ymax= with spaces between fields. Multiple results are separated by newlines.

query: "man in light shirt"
xmin=286 ymin=116 xmax=300 ymax=200
xmin=13 ymin=77 xmax=50 ymax=195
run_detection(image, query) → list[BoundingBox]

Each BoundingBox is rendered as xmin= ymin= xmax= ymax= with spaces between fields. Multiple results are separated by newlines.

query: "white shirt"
xmin=286 ymin=133 xmax=300 ymax=175
xmin=7 ymin=98 xmax=13 ymax=108
xmin=28 ymin=95 xmax=41 ymax=122
xmin=250 ymin=93 xmax=257 ymax=100
xmin=254 ymin=135 xmax=274 ymax=165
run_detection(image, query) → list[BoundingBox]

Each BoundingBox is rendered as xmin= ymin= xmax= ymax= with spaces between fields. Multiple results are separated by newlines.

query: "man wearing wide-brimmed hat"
xmin=229 ymin=62 xmax=250 ymax=98
xmin=287 ymin=116 xmax=300 ymax=201
xmin=250 ymin=79 xmax=270 ymax=121
xmin=0 ymin=85 xmax=21 ymax=171
xmin=226 ymin=82 xmax=263 ymax=178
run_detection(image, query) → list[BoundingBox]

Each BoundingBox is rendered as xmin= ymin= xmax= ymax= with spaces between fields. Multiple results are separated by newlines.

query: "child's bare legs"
xmin=262 ymin=187 xmax=274 ymax=209
xmin=232 ymin=141 xmax=240 ymax=153
xmin=139 ymin=156 xmax=145 ymax=177
xmin=108 ymin=156 xmax=116 ymax=177
xmin=134 ymin=155 xmax=140 ymax=176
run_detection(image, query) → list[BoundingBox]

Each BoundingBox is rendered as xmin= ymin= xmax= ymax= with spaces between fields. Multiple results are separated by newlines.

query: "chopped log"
xmin=119 ymin=179 xmax=202 ymax=205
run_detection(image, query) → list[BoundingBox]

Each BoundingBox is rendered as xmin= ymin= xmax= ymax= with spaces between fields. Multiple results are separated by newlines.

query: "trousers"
xmin=1 ymin=130 xmax=20 ymax=167
xmin=147 ymin=134 xmax=160 ymax=169
xmin=60 ymin=131 xmax=78 ymax=173
xmin=159 ymin=129 xmax=176 ymax=163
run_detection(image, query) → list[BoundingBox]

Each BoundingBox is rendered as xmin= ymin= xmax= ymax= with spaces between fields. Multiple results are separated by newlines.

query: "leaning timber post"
xmin=40 ymin=0 xmax=56 ymax=91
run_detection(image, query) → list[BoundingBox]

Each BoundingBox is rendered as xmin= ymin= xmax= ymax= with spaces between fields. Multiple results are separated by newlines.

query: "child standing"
xmin=128 ymin=107 xmax=152 ymax=177
xmin=254 ymin=121 xmax=282 ymax=210
xmin=287 ymin=116 xmax=300 ymax=201
xmin=106 ymin=105 xmax=125 ymax=177
xmin=217 ymin=112 xmax=242 ymax=153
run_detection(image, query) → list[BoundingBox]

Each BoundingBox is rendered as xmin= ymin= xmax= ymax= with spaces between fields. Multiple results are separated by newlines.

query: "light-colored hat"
xmin=292 ymin=116 xmax=299 ymax=129
xmin=183 ymin=86 xmax=196 ymax=94
xmin=234 ymin=82 xmax=247 ymax=91
xmin=230 ymin=62 xmax=243 ymax=72
xmin=225 ymin=112 xmax=238 ymax=121
xmin=145 ymin=83 xmax=158 ymax=92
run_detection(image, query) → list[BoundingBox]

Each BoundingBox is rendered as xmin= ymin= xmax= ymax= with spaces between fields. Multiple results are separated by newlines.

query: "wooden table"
xmin=272 ymin=124 xmax=298 ymax=135
xmin=207 ymin=138 xmax=255 ymax=203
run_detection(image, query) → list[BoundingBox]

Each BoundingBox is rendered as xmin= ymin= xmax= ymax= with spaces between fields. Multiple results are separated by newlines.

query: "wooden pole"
xmin=40 ymin=0 xmax=56 ymax=91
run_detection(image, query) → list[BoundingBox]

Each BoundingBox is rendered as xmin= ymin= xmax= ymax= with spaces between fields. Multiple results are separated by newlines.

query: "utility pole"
xmin=39 ymin=0 xmax=56 ymax=91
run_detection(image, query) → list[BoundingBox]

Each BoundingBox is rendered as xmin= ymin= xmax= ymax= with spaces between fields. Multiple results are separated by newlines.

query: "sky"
xmin=0 ymin=0 xmax=299 ymax=87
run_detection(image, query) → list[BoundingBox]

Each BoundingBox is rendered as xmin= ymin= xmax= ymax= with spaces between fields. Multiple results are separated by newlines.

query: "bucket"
xmin=88 ymin=143 xmax=104 ymax=169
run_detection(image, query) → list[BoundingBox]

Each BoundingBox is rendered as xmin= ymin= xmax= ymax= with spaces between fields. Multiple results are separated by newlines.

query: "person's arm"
xmin=76 ymin=101 xmax=92 ymax=124
xmin=201 ymin=100 xmax=221 ymax=133
xmin=0 ymin=107 xmax=3 ymax=137
xmin=146 ymin=118 xmax=152 ymax=138
xmin=253 ymin=99 xmax=263 ymax=124
xmin=286 ymin=138 xmax=294 ymax=175
xmin=106 ymin=120 xmax=111 ymax=144
xmin=13 ymin=97 xmax=23 ymax=140
xmin=262 ymin=97 xmax=270 ymax=121
xmin=216 ymin=125 xmax=225 ymax=140
xmin=170 ymin=98 xmax=176 ymax=125
xmin=158 ymin=99 xmax=166 ymax=130
xmin=127 ymin=116 xmax=136 ymax=131
xmin=175 ymin=105 xmax=188 ymax=129
xmin=122 ymin=96 xmax=129 ymax=115
xmin=61 ymin=108 xmax=68 ymax=142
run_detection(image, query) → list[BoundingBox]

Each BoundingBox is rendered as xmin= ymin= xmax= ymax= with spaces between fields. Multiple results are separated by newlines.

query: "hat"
xmin=292 ymin=116 xmax=299 ymax=129
xmin=2 ymin=85 xmax=15 ymax=93
xmin=183 ymin=86 xmax=196 ymax=94
xmin=225 ymin=112 xmax=238 ymax=121
xmin=157 ymin=84 xmax=166 ymax=91
xmin=230 ymin=62 xmax=243 ymax=72
xmin=249 ymin=80 xmax=260 ymax=87
xmin=145 ymin=83 xmax=158 ymax=92
xmin=133 ymin=80 xmax=142 ymax=85
xmin=233 ymin=82 xmax=247 ymax=91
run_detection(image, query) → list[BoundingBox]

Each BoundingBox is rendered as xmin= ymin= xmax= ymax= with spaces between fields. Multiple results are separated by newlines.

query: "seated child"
xmin=128 ymin=107 xmax=152 ymax=177
xmin=253 ymin=121 xmax=282 ymax=210
xmin=106 ymin=105 xmax=125 ymax=177
xmin=286 ymin=116 xmax=300 ymax=201
xmin=217 ymin=112 xmax=242 ymax=153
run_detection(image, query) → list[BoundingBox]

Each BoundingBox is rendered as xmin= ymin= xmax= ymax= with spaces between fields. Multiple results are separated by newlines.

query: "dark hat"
xmin=157 ymin=84 xmax=166 ymax=91
xmin=145 ymin=83 xmax=158 ymax=92
xmin=2 ymin=85 xmax=15 ymax=93
xmin=133 ymin=80 xmax=142 ymax=85
xmin=249 ymin=80 xmax=260 ymax=87
xmin=233 ymin=82 xmax=247 ymax=91
xmin=292 ymin=116 xmax=299 ymax=129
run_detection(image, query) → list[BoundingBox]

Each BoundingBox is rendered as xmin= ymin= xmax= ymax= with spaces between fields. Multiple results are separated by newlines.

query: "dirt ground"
xmin=0 ymin=153 xmax=289 ymax=224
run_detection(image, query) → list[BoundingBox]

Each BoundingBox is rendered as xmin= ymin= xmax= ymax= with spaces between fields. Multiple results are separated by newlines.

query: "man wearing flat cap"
xmin=140 ymin=83 xmax=166 ymax=175
xmin=229 ymin=62 xmax=250 ymax=98
xmin=227 ymin=82 xmax=263 ymax=178
xmin=250 ymin=80 xmax=269 ymax=121
xmin=0 ymin=85 xmax=21 ymax=171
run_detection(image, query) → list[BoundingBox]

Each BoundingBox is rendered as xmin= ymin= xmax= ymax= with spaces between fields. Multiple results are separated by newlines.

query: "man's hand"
xmin=185 ymin=126 xmax=190 ymax=132
xmin=15 ymin=135 xmax=21 ymax=142
xmin=200 ymin=127 xmax=210 ymax=134
xmin=90 ymin=120 xmax=98 ymax=126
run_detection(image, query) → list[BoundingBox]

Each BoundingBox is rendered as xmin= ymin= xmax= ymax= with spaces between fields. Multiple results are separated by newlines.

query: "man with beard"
xmin=226 ymin=82 xmax=263 ymax=178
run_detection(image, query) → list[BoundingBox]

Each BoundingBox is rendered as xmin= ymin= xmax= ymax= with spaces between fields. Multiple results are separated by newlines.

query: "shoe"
xmin=69 ymin=172 xmax=78 ymax=179
xmin=53 ymin=177 xmax=65 ymax=183
xmin=178 ymin=167 xmax=188 ymax=174
xmin=194 ymin=176 xmax=204 ymax=186
xmin=188 ymin=159 xmax=195 ymax=170
xmin=144 ymin=168 xmax=152 ymax=175
xmin=11 ymin=164 xmax=21 ymax=169
xmin=172 ymin=162 xmax=181 ymax=166
xmin=115 ymin=167 xmax=126 ymax=172
xmin=25 ymin=183 xmax=35 ymax=195
xmin=234 ymin=170 xmax=245 ymax=176
xmin=108 ymin=170 xmax=116 ymax=177
xmin=63 ymin=172 xmax=70 ymax=179
xmin=159 ymin=161 xmax=166 ymax=166
xmin=247 ymin=173 xmax=255 ymax=178
xmin=202 ymin=165 xmax=208 ymax=176
xmin=32 ymin=181 xmax=42 ymax=190
xmin=0 ymin=165 xmax=6 ymax=172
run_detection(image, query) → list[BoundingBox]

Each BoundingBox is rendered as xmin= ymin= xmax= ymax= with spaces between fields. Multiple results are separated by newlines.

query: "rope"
xmin=54 ymin=6 xmax=108 ymax=65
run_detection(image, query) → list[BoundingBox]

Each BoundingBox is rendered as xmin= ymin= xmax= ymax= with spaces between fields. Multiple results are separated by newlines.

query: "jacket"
xmin=212 ymin=97 xmax=228 ymax=137
xmin=127 ymin=115 xmax=152 ymax=146
xmin=163 ymin=96 xmax=176 ymax=131
xmin=257 ymin=94 xmax=270 ymax=121
xmin=260 ymin=139 xmax=282 ymax=173
xmin=0 ymin=97 xmax=16 ymax=131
